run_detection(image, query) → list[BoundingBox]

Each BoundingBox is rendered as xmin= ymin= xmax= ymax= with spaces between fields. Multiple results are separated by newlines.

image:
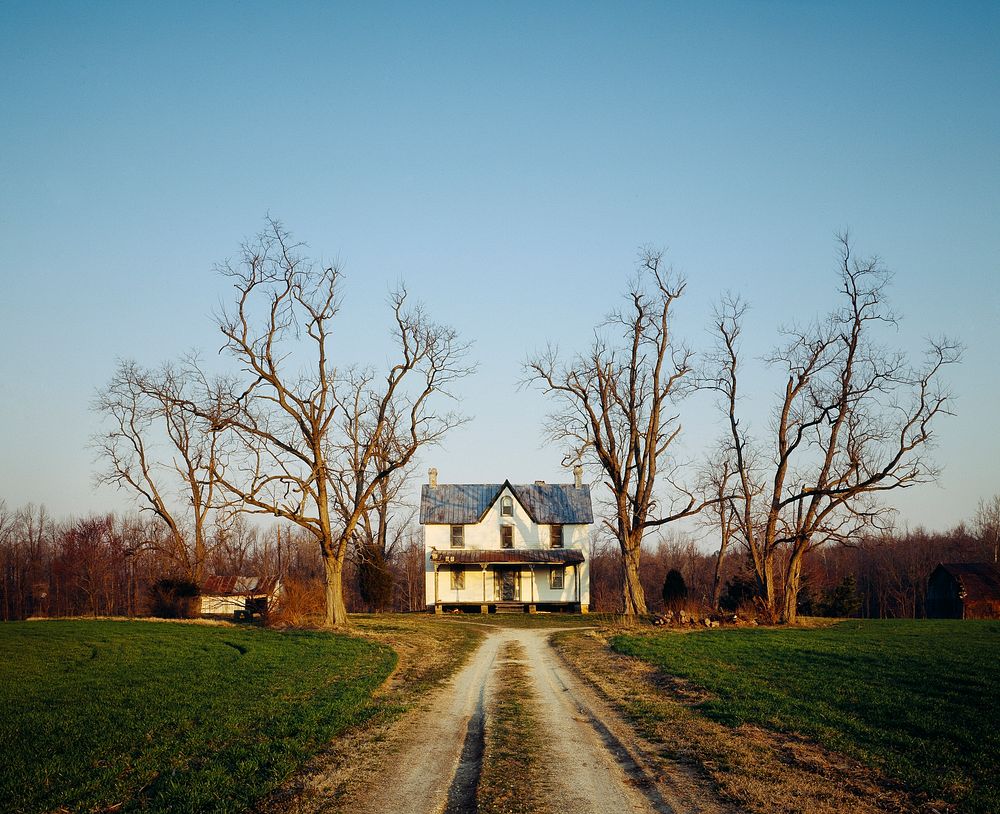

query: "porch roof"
xmin=430 ymin=548 xmax=584 ymax=566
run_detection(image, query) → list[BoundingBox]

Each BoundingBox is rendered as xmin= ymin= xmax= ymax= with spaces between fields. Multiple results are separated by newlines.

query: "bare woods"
xmin=0 ymin=504 xmax=428 ymax=622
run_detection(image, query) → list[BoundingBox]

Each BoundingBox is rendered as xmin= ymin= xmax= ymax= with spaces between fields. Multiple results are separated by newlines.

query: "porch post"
xmin=433 ymin=564 xmax=440 ymax=614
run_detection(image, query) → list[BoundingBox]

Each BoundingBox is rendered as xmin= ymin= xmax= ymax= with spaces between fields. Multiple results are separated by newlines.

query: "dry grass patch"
xmin=477 ymin=641 xmax=553 ymax=814
xmin=553 ymin=630 xmax=932 ymax=814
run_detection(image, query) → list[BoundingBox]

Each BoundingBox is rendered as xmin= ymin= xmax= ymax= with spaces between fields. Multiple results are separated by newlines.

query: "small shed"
xmin=926 ymin=563 xmax=1000 ymax=619
xmin=200 ymin=575 xmax=281 ymax=619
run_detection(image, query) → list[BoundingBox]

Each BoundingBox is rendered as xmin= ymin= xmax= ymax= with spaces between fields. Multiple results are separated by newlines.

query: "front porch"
xmin=429 ymin=548 xmax=587 ymax=614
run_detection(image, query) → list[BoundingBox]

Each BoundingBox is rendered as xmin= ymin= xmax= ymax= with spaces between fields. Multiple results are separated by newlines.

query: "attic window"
xmin=500 ymin=496 xmax=514 ymax=517
xmin=450 ymin=525 xmax=465 ymax=548
xmin=501 ymin=525 xmax=514 ymax=549
xmin=550 ymin=525 xmax=563 ymax=548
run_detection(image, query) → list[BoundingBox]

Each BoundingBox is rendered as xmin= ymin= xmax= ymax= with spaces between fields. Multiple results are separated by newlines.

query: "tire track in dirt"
xmin=361 ymin=630 xmax=502 ymax=814
xmin=350 ymin=625 xmax=729 ymax=814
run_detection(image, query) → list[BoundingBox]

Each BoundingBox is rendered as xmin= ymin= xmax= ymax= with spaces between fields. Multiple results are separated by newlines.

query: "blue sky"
xmin=1 ymin=1 xmax=997 ymax=535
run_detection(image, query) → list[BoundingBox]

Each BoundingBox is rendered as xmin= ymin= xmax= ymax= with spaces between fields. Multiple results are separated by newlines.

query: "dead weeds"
xmin=477 ymin=641 xmax=554 ymax=814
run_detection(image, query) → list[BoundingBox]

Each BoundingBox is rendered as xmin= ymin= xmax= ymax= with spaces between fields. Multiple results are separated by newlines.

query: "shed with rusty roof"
xmin=926 ymin=563 xmax=1000 ymax=619
xmin=200 ymin=575 xmax=281 ymax=619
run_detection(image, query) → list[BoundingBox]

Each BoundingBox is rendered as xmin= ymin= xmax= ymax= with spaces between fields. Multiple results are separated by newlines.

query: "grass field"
xmin=1 ymin=620 xmax=396 ymax=814
xmin=612 ymin=619 xmax=1000 ymax=813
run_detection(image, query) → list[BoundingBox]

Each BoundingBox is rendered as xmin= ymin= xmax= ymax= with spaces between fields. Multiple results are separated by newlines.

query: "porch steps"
xmin=495 ymin=602 xmax=528 ymax=614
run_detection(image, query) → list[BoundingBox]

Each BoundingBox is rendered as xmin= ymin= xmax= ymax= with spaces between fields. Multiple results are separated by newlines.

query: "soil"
xmin=342 ymin=625 xmax=732 ymax=814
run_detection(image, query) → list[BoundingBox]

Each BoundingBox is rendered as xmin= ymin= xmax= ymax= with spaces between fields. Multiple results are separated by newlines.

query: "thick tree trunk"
xmin=323 ymin=551 xmax=349 ymax=628
xmin=781 ymin=552 xmax=803 ymax=624
xmin=621 ymin=540 xmax=647 ymax=616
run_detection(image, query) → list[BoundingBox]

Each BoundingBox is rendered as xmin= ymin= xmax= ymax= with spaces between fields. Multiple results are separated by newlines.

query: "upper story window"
xmin=501 ymin=525 xmax=514 ymax=549
xmin=500 ymin=496 xmax=514 ymax=517
xmin=550 ymin=525 xmax=564 ymax=548
xmin=450 ymin=525 xmax=465 ymax=548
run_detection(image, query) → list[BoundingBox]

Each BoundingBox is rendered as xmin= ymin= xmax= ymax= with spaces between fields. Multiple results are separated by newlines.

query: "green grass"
xmin=1 ymin=620 xmax=395 ymax=814
xmin=612 ymin=619 xmax=1000 ymax=813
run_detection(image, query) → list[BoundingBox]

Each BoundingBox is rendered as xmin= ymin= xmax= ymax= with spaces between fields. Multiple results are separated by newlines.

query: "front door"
xmin=500 ymin=570 xmax=518 ymax=601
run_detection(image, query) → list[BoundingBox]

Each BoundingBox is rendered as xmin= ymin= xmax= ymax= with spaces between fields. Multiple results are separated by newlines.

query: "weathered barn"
xmin=200 ymin=575 xmax=281 ymax=619
xmin=926 ymin=563 xmax=1000 ymax=619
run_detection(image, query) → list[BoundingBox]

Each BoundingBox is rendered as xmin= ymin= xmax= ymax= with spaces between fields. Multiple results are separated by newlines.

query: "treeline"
xmin=591 ymin=523 xmax=995 ymax=619
xmin=2 ymin=498 xmax=994 ymax=621
xmin=0 ymin=502 xmax=426 ymax=622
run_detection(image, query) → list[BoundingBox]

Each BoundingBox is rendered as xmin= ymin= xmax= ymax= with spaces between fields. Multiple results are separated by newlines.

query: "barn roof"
xmin=430 ymin=549 xmax=585 ymax=565
xmin=935 ymin=563 xmax=1000 ymax=600
xmin=419 ymin=480 xmax=594 ymax=525
xmin=202 ymin=575 xmax=280 ymax=597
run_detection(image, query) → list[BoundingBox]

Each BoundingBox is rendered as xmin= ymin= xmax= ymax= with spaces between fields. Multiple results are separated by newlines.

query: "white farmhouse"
xmin=421 ymin=467 xmax=593 ymax=613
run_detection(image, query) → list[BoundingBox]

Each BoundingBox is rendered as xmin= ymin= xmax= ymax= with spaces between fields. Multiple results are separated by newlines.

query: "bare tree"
xmin=973 ymin=495 xmax=1000 ymax=563
xmin=698 ymin=450 xmax=740 ymax=609
xmin=93 ymin=360 xmax=221 ymax=583
xmin=204 ymin=219 xmax=472 ymax=628
xmin=709 ymin=237 xmax=962 ymax=623
xmin=525 ymin=250 xmax=711 ymax=616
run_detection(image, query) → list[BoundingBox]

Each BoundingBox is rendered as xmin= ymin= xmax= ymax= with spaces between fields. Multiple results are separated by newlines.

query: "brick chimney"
xmin=573 ymin=465 xmax=583 ymax=488
xmin=428 ymin=467 xmax=438 ymax=487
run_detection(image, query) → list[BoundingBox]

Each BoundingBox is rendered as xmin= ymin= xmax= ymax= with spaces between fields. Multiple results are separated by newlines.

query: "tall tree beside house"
xmin=198 ymin=218 xmax=472 ymax=628
xmin=525 ymin=250 xmax=711 ymax=616
xmin=706 ymin=236 xmax=961 ymax=623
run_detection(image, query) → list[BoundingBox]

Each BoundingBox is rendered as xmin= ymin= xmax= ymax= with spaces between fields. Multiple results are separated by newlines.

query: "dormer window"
xmin=500 ymin=496 xmax=514 ymax=517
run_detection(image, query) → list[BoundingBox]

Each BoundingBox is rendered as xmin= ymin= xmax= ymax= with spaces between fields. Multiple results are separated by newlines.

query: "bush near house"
xmin=612 ymin=620 xmax=1000 ymax=814
xmin=0 ymin=620 xmax=395 ymax=814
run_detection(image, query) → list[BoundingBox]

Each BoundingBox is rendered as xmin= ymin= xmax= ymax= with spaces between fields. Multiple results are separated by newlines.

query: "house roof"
xmin=934 ymin=563 xmax=1000 ymax=601
xmin=202 ymin=575 xmax=280 ymax=597
xmin=430 ymin=549 xmax=585 ymax=565
xmin=420 ymin=480 xmax=594 ymax=525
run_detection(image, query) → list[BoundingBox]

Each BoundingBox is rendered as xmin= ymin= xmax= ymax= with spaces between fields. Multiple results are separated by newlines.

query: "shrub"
xmin=661 ymin=569 xmax=688 ymax=611
xmin=147 ymin=578 xmax=199 ymax=618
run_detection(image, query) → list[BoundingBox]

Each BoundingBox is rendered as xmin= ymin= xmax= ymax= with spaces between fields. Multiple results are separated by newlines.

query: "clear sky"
xmin=2 ymin=1 xmax=998 ymax=536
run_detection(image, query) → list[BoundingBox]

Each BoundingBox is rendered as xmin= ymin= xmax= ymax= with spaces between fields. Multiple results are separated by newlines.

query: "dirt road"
xmin=354 ymin=625 xmax=726 ymax=814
